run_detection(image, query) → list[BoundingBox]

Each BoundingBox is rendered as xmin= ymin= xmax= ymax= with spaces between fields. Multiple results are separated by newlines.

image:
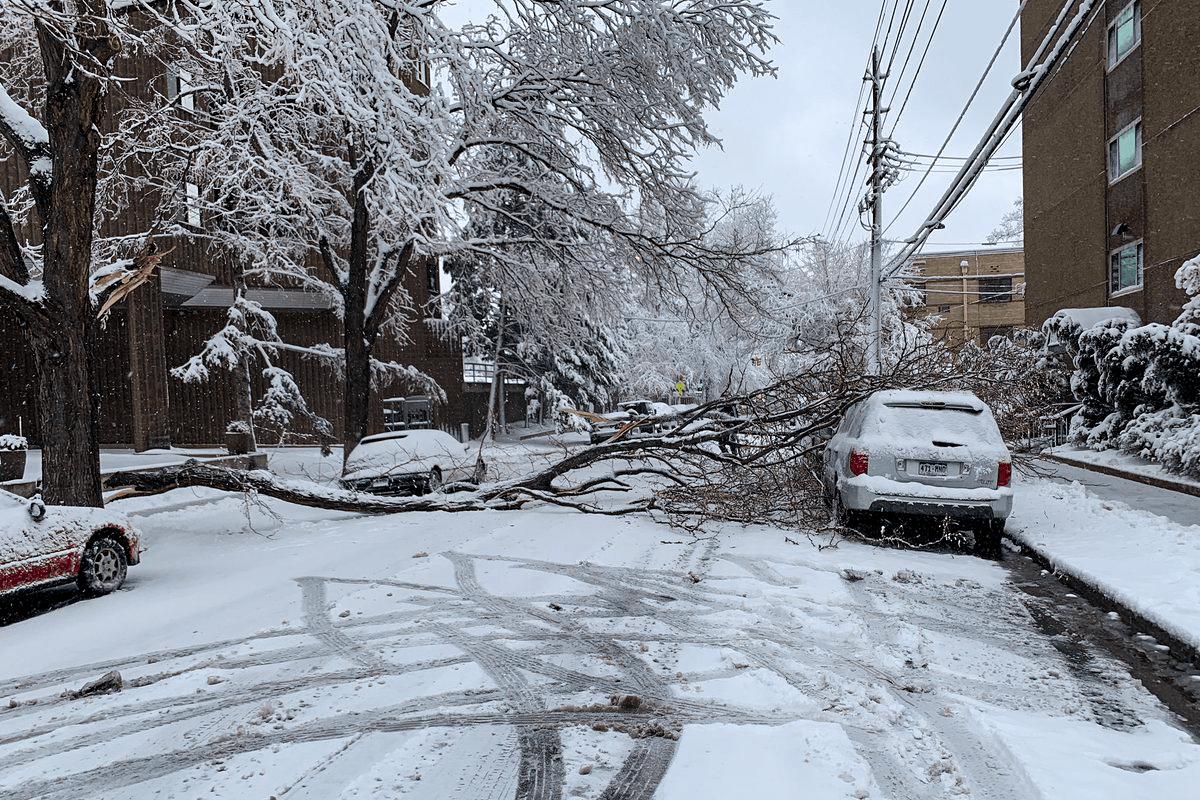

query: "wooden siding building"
xmin=0 ymin=22 xmax=465 ymax=449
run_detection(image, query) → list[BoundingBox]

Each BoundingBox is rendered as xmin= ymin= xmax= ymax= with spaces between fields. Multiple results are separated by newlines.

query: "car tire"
xmin=974 ymin=520 xmax=1004 ymax=561
xmin=831 ymin=486 xmax=858 ymax=530
xmin=423 ymin=467 xmax=443 ymax=495
xmin=77 ymin=537 xmax=128 ymax=596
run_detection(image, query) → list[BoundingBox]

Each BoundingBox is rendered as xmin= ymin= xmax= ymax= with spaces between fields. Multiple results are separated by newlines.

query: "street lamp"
xmin=960 ymin=259 xmax=971 ymax=344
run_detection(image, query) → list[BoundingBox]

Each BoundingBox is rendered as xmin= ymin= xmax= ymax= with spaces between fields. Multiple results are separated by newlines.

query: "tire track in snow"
xmin=298 ymin=576 xmax=392 ymax=672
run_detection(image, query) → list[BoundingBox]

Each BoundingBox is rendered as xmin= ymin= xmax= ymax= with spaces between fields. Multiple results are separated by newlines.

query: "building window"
xmin=166 ymin=67 xmax=194 ymax=113
xmin=1110 ymin=241 xmax=1143 ymax=294
xmin=185 ymin=181 xmax=201 ymax=227
xmin=1108 ymin=2 xmax=1141 ymax=68
xmin=426 ymin=260 xmax=439 ymax=295
xmin=1108 ymin=120 xmax=1142 ymax=181
xmin=978 ymin=276 xmax=1013 ymax=303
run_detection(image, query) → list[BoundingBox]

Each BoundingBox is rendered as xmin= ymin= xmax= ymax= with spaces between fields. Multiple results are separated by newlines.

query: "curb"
xmin=1040 ymin=452 xmax=1200 ymax=499
xmin=1006 ymin=533 xmax=1200 ymax=669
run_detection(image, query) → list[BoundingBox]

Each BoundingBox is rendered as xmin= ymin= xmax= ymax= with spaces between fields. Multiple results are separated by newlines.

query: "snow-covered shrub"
xmin=0 ymin=434 xmax=28 ymax=450
xmin=1061 ymin=255 xmax=1200 ymax=476
xmin=1066 ymin=318 xmax=1135 ymax=448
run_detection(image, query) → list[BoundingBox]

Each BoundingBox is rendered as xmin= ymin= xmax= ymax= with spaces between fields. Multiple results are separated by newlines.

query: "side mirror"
xmin=27 ymin=494 xmax=46 ymax=522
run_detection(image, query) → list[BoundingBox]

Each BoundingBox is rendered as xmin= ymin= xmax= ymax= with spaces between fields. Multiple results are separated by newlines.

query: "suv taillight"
xmin=849 ymin=450 xmax=869 ymax=476
xmin=998 ymin=461 xmax=1012 ymax=487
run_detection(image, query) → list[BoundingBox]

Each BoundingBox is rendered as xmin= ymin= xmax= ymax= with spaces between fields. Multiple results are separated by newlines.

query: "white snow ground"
xmin=0 ymin=439 xmax=1198 ymax=798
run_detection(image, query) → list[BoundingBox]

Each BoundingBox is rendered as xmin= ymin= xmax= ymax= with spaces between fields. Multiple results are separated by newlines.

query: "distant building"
xmin=905 ymin=248 xmax=1026 ymax=348
xmin=1020 ymin=0 xmax=1196 ymax=329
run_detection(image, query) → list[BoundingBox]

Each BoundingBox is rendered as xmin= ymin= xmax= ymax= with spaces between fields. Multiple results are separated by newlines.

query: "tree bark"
xmin=231 ymin=266 xmax=257 ymax=451
xmin=341 ymin=162 xmax=375 ymax=465
xmin=105 ymin=461 xmax=503 ymax=513
xmin=29 ymin=14 xmax=120 ymax=507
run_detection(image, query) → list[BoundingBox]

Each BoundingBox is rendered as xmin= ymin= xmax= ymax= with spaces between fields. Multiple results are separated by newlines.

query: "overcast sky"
xmin=685 ymin=0 xmax=1026 ymax=253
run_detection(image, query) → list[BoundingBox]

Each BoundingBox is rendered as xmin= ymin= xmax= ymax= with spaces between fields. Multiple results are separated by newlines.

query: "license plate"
xmin=372 ymin=478 xmax=391 ymax=489
xmin=918 ymin=462 xmax=948 ymax=477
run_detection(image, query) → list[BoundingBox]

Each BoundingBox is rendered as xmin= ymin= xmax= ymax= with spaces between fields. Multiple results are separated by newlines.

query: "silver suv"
xmin=822 ymin=390 xmax=1013 ymax=558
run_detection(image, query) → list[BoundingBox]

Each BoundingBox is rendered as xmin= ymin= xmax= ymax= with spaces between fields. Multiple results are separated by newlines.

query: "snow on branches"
xmin=1052 ymin=257 xmax=1200 ymax=477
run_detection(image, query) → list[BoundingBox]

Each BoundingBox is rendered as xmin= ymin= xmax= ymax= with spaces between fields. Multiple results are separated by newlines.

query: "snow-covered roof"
xmin=1042 ymin=307 xmax=1142 ymax=350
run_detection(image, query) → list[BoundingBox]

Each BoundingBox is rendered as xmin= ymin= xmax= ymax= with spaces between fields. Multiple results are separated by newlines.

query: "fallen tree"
xmin=104 ymin=337 xmax=1061 ymax=535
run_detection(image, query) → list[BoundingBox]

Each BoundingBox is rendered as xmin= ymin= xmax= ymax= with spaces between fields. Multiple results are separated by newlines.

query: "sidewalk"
xmin=1041 ymin=445 xmax=1200 ymax=499
xmin=1008 ymin=445 xmax=1200 ymax=667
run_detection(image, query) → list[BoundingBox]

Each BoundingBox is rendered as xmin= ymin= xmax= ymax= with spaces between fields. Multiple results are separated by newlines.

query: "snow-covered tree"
xmin=985 ymin=197 xmax=1023 ymax=245
xmin=620 ymin=189 xmax=798 ymax=398
xmin=0 ymin=2 xmax=188 ymax=505
xmin=175 ymin=0 xmax=781 ymax=457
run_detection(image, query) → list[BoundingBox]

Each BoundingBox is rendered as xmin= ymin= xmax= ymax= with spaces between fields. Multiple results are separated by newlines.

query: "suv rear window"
xmin=870 ymin=403 xmax=999 ymax=442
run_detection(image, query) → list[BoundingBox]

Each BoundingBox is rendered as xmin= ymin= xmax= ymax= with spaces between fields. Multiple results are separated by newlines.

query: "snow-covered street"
xmin=1 ymin=448 xmax=1198 ymax=799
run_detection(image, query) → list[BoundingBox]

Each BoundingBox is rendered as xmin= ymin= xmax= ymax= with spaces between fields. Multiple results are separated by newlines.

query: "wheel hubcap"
xmin=94 ymin=549 xmax=120 ymax=582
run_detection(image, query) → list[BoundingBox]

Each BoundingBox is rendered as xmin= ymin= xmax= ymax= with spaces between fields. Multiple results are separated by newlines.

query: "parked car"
xmin=0 ymin=489 xmax=141 ymax=599
xmin=822 ymin=390 xmax=1013 ymax=558
xmin=341 ymin=429 xmax=485 ymax=496
xmin=588 ymin=400 xmax=664 ymax=444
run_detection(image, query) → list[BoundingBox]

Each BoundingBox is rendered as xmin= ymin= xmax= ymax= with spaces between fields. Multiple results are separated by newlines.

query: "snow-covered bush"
xmin=0 ymin=434 xmax=28 ymax=451
xmin=1059 ymin=256 xmax=1200 ymax=476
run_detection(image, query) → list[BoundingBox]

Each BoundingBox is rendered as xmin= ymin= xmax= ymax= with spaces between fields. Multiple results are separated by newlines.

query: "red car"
xmin=0 ymin=488 xmax=141 ymax=598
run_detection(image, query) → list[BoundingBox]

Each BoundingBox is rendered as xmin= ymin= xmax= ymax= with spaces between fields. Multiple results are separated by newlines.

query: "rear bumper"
xmin=840 ymin=478 xmax=1013 ymax=521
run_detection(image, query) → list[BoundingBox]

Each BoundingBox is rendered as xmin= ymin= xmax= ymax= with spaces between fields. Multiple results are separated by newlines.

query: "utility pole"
xmin=864 ymin=47 xmax=887 ymax=375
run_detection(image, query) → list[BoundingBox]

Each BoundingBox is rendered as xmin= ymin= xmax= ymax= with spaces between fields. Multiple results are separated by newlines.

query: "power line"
xmin=823 ymin=1 xmax=898 ymax=244
xmin=886 ymin=0 xmax=949 ymax=136
xmin=882 ymin=0 xmax=1027 ymax=236
xmin=897 ymin=150 xmax=1021 ymax=162
xmin=821 ymin=2 xmax=892 ymax=239
xmin=884 ymin=0 xmax=1100 ymax=280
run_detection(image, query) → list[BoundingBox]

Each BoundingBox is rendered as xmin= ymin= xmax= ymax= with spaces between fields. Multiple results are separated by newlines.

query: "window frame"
xmin=166 ymin=67 xmax=195 ymax=113
xmin=1108 ymin=119 xmax=1142 ymax=183
xmin=977 ymin=276 xmax=1014 ymax=304
xmin=185 ymin=181 xmax=201 ymax=228
xmin=1109 ymin=240 xmax=1144 ymax=296
xmin=1107 ymin=1 xmax=1141 ymax=70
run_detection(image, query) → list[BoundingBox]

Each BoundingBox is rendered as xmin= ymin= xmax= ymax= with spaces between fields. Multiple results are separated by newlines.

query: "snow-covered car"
xmin=822 ymin=390 xmax=1013 ymax=558
xmin=341 ymin=429 xmax=485 ymax=496
xmin=588 ymin=400 xmax=666 ymax=443
xmin=0 ymin=488 xmax=141 ymax=599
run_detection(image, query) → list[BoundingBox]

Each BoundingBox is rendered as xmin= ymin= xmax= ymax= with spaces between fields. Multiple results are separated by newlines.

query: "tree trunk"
xmin=341 ymin=166 xmax=374 ymax=465
xmin=231 ymin=268 xmax=257 ymax=451
xmin=31 ymin=15 xmax=119 ymax=507
xmin=485 ymin=298 xmax=507 ymax=441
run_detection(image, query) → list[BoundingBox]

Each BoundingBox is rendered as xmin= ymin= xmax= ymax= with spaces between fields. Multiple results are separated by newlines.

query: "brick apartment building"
xmin=1021 ymin=0 xmax=1198 ymax=329
xmin=0 ymin=22 xmax=465 ymax=450
xmin=906 ymin=248 xmax=1026 ymax=348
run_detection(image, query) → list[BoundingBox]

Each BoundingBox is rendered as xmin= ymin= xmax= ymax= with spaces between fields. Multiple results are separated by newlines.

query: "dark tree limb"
xmin=104 ymin=461 xmax=516 ymax=513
